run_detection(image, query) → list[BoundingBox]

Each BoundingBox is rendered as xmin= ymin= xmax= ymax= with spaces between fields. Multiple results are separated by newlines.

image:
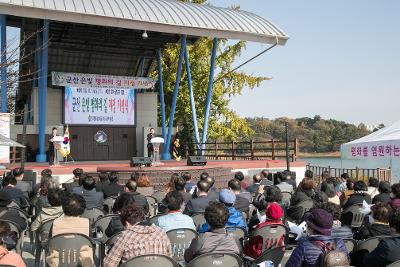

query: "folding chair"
xmin=0 ymin=219 xmax=24 ymax=255
xmin=280 ymin=245 xmax=296 ymax=267
xmin=355 ymin=235 xmax=391 ymax=253
xmin=387 ymin=260 xmax=400 ymax=267
xmin=34 ymin=219 xmax=55 ymax=267
xmin=92 ymin=214 xmax=119 ymax=241
xmin=281 ymin=192 xmax=292 ymax=207
xmin=243 ymin=246 xmax=285 ymax=267
xmin=46 ymin=233 xmax=97 ymax=267
xmin=103 ymin=197 xmax=117 ymax=214
xmin=166 ymin=228 xmax=198 ymax=263
xmin=342 ymin=204 xmax=365 ymax=228
xmin=191 ymin=213 xmax=206 ymax=231
xmin=81 ymin=207 xmax=105 ymax=225
xmin=120 ymin=254 xmax=179 ymax=267
xmin=151 ymin=190 xmax=166 ymax=203
xmin=343 ymin=238 xmax=357 ymax=254
xmin=187 ymin=253 xmax=242 ymax=267
xmin=250 ymin=224 xmax=288 ymax=253
xmin=145 ymin=196 xmax=158 ymax=217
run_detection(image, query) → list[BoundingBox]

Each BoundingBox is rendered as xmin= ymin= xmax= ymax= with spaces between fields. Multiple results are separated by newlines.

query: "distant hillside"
xmin=246 ymin=116 xmax=371 ymax=153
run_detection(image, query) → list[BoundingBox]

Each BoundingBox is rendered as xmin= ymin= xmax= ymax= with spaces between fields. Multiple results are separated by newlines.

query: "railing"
xmin=191 ymin=139 xmax=299 ymax=161
xmin=306 ymin=164 xmax=392 ymax=184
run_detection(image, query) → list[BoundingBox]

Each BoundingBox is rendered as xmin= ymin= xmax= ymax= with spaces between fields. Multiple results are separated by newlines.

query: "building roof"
xmin=0 ymin=0 xmax=288 ymax=45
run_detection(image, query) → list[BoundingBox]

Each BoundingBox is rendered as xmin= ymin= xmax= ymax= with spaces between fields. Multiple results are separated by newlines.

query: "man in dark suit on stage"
xmin=147 ymin=128 xmax=155 ymax=158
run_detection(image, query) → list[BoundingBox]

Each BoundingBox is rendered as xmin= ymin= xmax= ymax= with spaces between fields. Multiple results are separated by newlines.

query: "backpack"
xmin=313 ymin=240 xmax=350 ymax=267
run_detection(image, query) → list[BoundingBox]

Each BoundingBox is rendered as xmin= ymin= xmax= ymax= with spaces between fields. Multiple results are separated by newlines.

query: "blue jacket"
xmin=199 ymin=206 xmax=248 ymax=233
xmin=285 ymin=235 xmax=349 ymax=267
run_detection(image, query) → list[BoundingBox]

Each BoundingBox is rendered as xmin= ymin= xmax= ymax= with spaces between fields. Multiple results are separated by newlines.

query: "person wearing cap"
xmin=0 ymin=191 xmax=27 ymax=230
xmin=244 ymin=202 xmax=285 ymax=259
xmin=285 ymin=208 xmax=349 ymax=267
xmin=198 ymin=189 xmax=248 ymax=233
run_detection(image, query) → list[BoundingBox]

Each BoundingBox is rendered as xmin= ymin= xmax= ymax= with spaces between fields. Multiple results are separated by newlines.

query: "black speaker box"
xmin=130 ymin=157 xmax=152 ymax=167
xmin=187 ymin=156 xmax=207 ymax=166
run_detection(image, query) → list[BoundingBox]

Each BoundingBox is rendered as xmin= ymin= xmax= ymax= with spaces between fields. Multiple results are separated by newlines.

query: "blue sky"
xmin=210 ymin=0 xmax=400 ymax=126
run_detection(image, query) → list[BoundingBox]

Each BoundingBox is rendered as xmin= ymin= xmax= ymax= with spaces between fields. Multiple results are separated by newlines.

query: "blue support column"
xmin=162 ymin=35 xmax=186 ymax=160
xmin=201 ymin=38 xmax=218 ymax=151
xmin=157 ymin=48 xmax=166 ymax=142
xmin=36 ymin=20 xmax=49 ymax=162
xmin=0 ymin=15 xmax=6 ymax=113
xmin=184 ymin=45 xmax=200 ymax=153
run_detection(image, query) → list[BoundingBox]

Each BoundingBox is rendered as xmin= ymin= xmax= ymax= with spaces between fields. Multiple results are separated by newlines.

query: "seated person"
xmin=367 ymin=177 xmax=379 ymax=199
xmin=81 ymin=175 xmax=104 ymax=209
xmin=343 ymin=181 xmax=371 ymax=210
xmin=125 ymin=180 xmax=149 ymax=215
xmin=103 ymin=204 xmax=172 ymax=267
xmin=389 ymin=183 xmax=400 ymax=210
xmin=363 ymin=210 xmax=400 ymax=267
xmin=0 ymin=174 xmax=28 ymax=207
xmin=63 ymin=168 xmax=83 ymax=193
xmin=244 ymin=202 xmax=285 ymax=259
xmin=96 ymin=172 xmax=109 ymax=193
xmin=285 ymin=209 xmax=349 ymax=267
xmin=228 ymin=179 xmax=250 ymax=213
xmin=52 ymin=194 xmax=90 ymax=237
xmin=183 ymin=172 xmax=196 ymax=193
xmin=136 ymin=175 xmax=154 ymax=196
xmin=0 ymin=192 xmax=27 ymax=230
xmin=102 ymin=172 xmax=124 ymax=199
xmin=184 ymin=202 xmax=242 ymax=263
xmin=325 ymin=203 xmax=353 ymax=239
xmin=174 ymin=177 xmax=192 ymax=204
xmin=155 ymin=191 xmax=195 ymax=232
xmin=12 ymin=167 xmax=32 ymax=199
xmin=105 ymin=193 xmax=136 ymax=237
xmin=235 ymin=171 xmax=247 ymax=189
xmin=0 ymin=221 xmax=26 ymax=267
xmin=199 ymin=189 xmax=248 ymax=233
xmin=276 ymin=171 xmax=295 ymax=193
xmin=353 ymin=202 xmax=392 ymax=240
xmin=31 ymin=188 xmax=64 ymax=232
xmin=287 ymin=177 xmax=315 ymax=223
xmin=372 ymin=181 xmax=391 ymax=204
xmin=321 ymin=182 xmax=340 ymax=206
xmin=246 ymin=174 xmax=263 ymax=194
xmin=183 ymin=180 xmax=212 ymax=216
xmin=249 ymin=186 xmax=283 ymax=229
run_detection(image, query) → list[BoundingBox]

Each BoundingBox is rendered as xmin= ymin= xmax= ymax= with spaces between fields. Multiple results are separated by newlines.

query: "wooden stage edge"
xmin=17 ymin=159 xmax=306 ymax=176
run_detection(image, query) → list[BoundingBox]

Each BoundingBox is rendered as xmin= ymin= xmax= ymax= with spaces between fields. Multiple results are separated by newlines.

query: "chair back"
xmin=281 ymin=192 xmax=292 ymax=207
xmin=120 ymin=254 xmax=179 ymax=267
xmin=225 ymin=227 xmax=246 ymax=240
xmin=148 ymin=214 xmax=163 ymax=225
xmin=298 ymin=199 xmax=314 ymax=214
xmin=152 ymin=191 xmax=166 ymax=203
xmin=145 ymin=196 xmax=158 ymax=217
xmin=251 ymin=224 xmax=288 ymax=252
xmin=252 ymin=246 xmax=285 ymax=266
xmin=166 ymin=228 xmax=198 ymax=262
xmin=343 ymin=238 xmax=357 ymax=253
xmin=0 ymin=219 xmax=24 ymax=254
xmin=191 ymin=213 xmax=206 ymax=231
xmin=187 ymin=253 xmax=242 ymax=267
xmin=7 ymin=200 xmax=21 ymax=208
xmin=92 ymin=214 xmax=119 ymax=240
xmin=35 ymin=219 xmax=56 ymax=266
xmin=343 ymin=204 xmax=365 ymax=228
xmin=47 ymin=233 xmax=95 ymax=267
xmin=280 ymin=245 xmax=296 ymax=267
xmin=387 ymin=260 xmax=400 ymax=267
xmin=355 ymin=235 xmax=391 ymax=253
xmin=81 ymin=208 xmax=104 ymax=224
xmin=103 ymin=197 xmax=117 ymax=214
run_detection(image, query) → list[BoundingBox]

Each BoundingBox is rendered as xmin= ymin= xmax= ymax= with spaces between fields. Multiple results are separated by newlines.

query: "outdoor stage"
xmin=18 ymin=159 xmax=306 ymax=189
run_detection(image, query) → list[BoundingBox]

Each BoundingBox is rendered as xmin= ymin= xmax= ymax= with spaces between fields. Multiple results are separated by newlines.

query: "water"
xmin=300 ymin=157 xmax=399 ymax=181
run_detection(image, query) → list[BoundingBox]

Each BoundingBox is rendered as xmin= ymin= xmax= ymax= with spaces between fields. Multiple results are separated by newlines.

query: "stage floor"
xmin=16 ymin=159 xmax=305 ymax=175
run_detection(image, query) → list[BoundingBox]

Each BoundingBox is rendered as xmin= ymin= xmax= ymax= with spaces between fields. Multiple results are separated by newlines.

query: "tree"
xmin=151 ymin=1 xmax=268 ymax=144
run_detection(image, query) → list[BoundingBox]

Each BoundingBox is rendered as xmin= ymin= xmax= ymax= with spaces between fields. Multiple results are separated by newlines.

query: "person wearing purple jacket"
xmin=285 ymin=208 xmax=349 ymax=267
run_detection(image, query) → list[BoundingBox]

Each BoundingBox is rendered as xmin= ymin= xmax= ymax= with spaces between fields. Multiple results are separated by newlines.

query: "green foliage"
xmin=246 ymin=116 xmax=371 ymax=153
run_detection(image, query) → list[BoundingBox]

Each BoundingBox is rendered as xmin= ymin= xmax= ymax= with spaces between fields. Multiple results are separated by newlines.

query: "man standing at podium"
xmin=48 ymin=127 xmax=58 ymax=166
xmin=147 ymin=128 xmax=155 ymax=158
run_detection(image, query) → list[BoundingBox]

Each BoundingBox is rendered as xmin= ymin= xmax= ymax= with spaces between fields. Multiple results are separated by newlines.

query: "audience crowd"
xmin=0 ymin=166 xmax=399 ymax=267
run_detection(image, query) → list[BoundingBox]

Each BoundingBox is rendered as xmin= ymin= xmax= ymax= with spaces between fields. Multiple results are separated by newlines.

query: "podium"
xmin=150 ymin=137 xmax=164 ymax=166
xmin=52 ymin=136 xmax=64 ymax=166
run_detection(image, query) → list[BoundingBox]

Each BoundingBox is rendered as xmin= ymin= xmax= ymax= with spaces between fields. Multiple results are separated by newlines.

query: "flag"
xmin=60 ymin=126 xmax=70 ymax=157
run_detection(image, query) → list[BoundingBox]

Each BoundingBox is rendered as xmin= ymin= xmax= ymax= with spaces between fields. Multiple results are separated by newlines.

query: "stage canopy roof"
xmin=0 ymin=0 xmax=288 ymax=45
